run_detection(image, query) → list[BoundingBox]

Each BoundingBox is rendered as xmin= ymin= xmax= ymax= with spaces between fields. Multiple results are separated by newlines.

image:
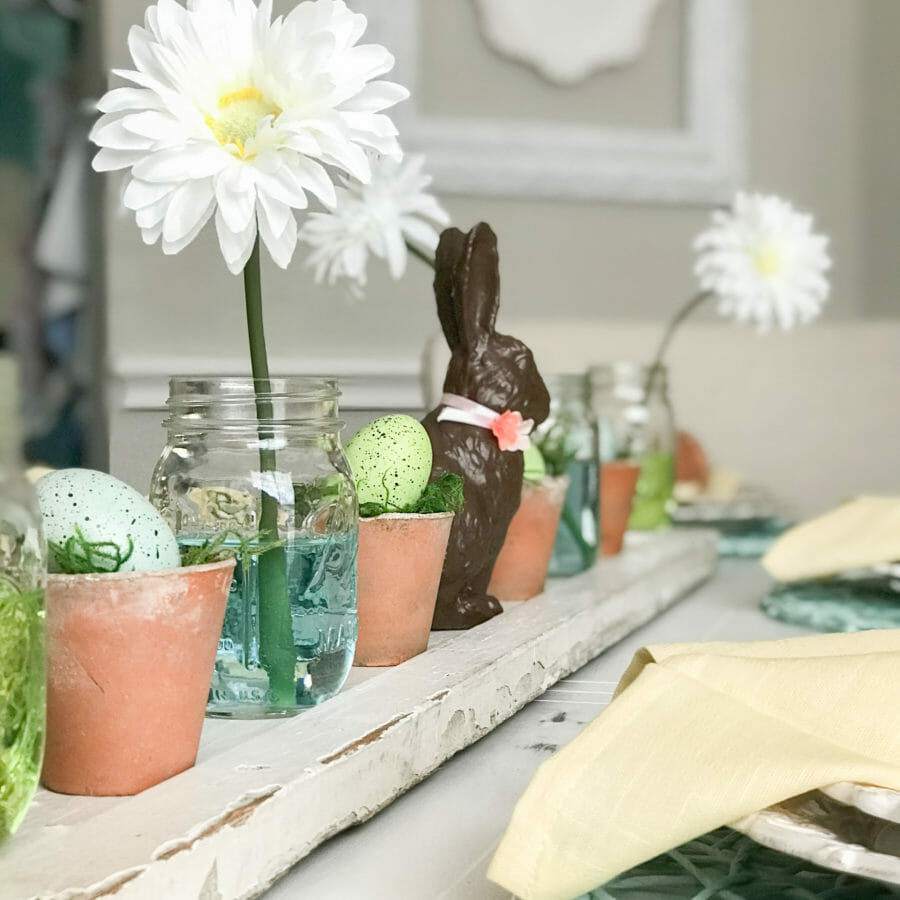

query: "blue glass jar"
xmin=150 ymin=377 xmax=358 ymax=718
xmin=534 ymin=374 xmax=599 ymax=576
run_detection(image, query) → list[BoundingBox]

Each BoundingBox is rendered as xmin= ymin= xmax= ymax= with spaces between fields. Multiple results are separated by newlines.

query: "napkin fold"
xmin=762 ymin=496 xmax=900 ymax=582
xmin=488 ymin=630 xmax=900 ymax=900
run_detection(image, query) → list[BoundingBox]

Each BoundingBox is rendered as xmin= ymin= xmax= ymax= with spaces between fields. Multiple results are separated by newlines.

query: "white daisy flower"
xmin=694 ymin=192 xmax=832 ymax=331
xmin=90 ymin=0 xmax=409 ymax=274
xmin=298 ymin=152 xmax=450 ymax=298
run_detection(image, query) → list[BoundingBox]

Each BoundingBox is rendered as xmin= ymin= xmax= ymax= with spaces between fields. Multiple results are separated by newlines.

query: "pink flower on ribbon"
xmin=491 ymin=410 xmax=533 ymax=452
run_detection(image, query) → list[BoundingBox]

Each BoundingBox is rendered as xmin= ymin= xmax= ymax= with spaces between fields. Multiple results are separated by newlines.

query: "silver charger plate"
xmin=673 ymin=485 xmax=781 ymax=526
xmin=822 ymin=783 xmax=900 ymax=826
xmin=733 ymin=790 xmax=900 ymax=887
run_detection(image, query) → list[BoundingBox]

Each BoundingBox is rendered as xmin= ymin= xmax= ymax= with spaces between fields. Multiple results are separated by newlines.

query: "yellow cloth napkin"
xmin=488 ymin=630 xmax=900 ymax=900
xmin=762 ymin=496 xmax=900 ymax=582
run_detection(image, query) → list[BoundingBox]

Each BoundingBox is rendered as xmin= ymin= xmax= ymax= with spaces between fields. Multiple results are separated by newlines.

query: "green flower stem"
xmin=645 ymin=290 xmax=711 ymax=397
xmin=406 ymin=240 xmax=436 ymax=270
xmin=243 ymin=237 xmax=295 ymax=707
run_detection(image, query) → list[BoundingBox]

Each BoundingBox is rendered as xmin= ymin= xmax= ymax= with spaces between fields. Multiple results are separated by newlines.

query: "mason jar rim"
xmin=167 ymin=375 xmax=341 ymax=402
xmin=588 ymin=362 xmax=668 ymax=386
xmin=163 ymin=375 xmax=344 ymax=434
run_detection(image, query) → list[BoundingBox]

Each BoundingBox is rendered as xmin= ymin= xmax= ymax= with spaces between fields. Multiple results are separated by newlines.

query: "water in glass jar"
xmin=548 ymin=458 xmax=599 ymax=577
xmin=184 ymin=531 xmax=358 ymax=717
xmin=629 ymin=451 xmax=676 ymax=530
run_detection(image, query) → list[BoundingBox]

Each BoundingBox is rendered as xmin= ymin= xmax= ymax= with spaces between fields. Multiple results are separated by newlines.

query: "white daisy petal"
xmin=216 ymin=207 xmax=258 ymax=275
xmin=93 ymin=147 xmax=148 ymax=172
xmin=91 ymin=118 xmax=156 ymax=152
xmin=141 ymin=220 xmax=164 ymax=245
xmin=92 ymin=0 xmax=407 ymax=270
xmin=163 ymin=179 xmax=216 ymax=245
xmin=133 ymin=144 xmax=228 ymax=182
xmin=340 ymin=81 xmax=410 ymax=113
xmin=383 ymin=226 xmax=407 ymax=280
xmin=123 ymin=178 xmax=174 ymax=210
xmin=215 ymin=167 xmax=257 ymax=234
xmin=162 ymin=195 xmax=216 ymax=256
xmin=96 ymin=87 xmax=165 ymax=114
xmin=399 ymin=216 xmax=441 ymax=252
xmin=258 ymin=200 xmax=297 ymax=268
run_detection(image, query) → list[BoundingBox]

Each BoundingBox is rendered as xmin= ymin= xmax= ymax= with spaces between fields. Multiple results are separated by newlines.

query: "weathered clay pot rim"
xmin=47 ymin=558 xmax=235 ymax=585
xmin=359 ymin=511 xmax=456 ymax=523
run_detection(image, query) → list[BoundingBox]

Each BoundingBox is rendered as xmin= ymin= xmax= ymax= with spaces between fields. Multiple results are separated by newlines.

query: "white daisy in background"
xmin=646 ymin=192 xmax=832 ymax=385
xmin=299 ymin=152 xmax=450 ymax=298
xmin=694 ymin=192 xmax=832 ymax=332
xmin=90 ymin=0 xmax=408 ymax=274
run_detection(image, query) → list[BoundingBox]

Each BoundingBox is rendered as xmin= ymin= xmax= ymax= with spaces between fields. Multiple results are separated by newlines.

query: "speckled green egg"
xmin=523 ymin=444 xmax=547 ymax=483
xmin=345 ymin=416 xmax=433 ymax=509
xmin=37 ymin=469 xmax=181 ymax=573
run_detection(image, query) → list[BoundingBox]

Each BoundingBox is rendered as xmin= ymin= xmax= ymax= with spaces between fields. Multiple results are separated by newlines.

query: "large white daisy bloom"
xmin=298 ymin=153 xmax=450 ymax=298
xmin=90 ymin=0 xmax=409 ymax=274
xmin=694 ymin=192 xmax=832 ymax=332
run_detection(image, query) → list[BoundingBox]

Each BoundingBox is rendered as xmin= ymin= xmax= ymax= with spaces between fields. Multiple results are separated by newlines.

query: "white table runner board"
xmin=1 ymin=530 xmax=717 ymax=900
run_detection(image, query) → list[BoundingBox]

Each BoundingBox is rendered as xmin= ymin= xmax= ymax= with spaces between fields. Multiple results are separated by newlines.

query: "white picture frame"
xmin=355 ymin=0 xmax=748 ymax=204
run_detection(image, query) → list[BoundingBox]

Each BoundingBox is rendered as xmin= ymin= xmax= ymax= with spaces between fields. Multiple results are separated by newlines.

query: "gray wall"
xmin=864 ymin=0 xmax=900 ymax=316
xmin=97 ymin=0 xmax=894 ymax=488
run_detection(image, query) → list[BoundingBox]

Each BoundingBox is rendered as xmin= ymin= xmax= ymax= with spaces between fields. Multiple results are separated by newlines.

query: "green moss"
xmin=359 ymin=472 xmax=465 ymax=519
xmin=179 ymin=531 xmax=285 ymax=567
xmin=49 ymin=525 xmax=134 ymax=574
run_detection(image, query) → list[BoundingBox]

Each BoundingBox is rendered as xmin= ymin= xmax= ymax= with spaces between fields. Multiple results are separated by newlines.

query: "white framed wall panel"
xmin=355 ymin=0 xmax=749 ymax=204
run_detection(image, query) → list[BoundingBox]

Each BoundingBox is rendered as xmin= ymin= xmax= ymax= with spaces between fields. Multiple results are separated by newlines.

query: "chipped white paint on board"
xmin=0 ymin=531 xmax=716 ymax=900
xmin=474 ymin=0 xmax=664 ymax=86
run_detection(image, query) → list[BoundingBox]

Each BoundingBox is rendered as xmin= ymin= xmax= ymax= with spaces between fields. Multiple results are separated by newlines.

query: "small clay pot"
xmin=600 ymin=461 xmax=641 ymax=557
xmin=488 ymin=475 xmax=570 ymax=604
xmin=354 ymin=513 xmax=454 ymax=667
xmin=42 ymin=559 xmax=234 ymax=796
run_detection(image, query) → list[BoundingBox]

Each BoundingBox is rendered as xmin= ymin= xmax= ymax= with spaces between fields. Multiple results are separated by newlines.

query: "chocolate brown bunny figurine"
xmin=423 ymin=223 xmax=550 ymax=630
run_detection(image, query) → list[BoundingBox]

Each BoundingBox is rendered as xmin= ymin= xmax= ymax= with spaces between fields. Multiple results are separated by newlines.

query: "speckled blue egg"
xmin=345 ymin=415 xmax=433 ymax=509
xmin=37 ymin=469 xmax=181 ymax=573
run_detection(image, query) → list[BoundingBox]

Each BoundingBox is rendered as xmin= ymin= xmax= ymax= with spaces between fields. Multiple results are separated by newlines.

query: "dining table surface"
xmin=265 ymin=557 xmax=815 ymax=899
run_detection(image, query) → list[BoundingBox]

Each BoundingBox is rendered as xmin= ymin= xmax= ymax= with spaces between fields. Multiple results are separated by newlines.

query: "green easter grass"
xmin=0 ymin=579 xmax=44 ymax=839
xmin=359 ymin=472 xmax=464 ymax=519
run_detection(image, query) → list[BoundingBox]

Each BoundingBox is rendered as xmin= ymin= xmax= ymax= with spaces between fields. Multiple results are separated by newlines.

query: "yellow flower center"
xmin=753 ymin=240 xmax=783 ymax=278
xmin=206 ymin=88 xmax=281 ymax=158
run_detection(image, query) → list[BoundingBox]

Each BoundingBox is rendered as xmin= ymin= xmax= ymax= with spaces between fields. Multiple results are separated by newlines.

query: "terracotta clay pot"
xmin=676 ymin=430 xmax=710 ymax=489
xmin=488 ymin=475 xmax=570 ymax=604
xmin=354 ymin=513 xmax=454 ymax=667
xmin=600 ymin=461 xmax=641 ymax=557
xmin=42 ymin=559 xmax=234 ymax=796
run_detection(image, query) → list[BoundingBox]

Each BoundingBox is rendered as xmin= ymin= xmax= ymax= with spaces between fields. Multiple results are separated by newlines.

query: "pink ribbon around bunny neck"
xmin=437 ymin=393 xmax=534 ymax=452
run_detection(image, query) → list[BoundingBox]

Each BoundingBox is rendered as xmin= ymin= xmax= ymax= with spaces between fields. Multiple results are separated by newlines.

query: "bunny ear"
xmin=458 ymin=223 xmax=500 ymax=351
xmin=434 ymin=227 xmax=466 ymax=351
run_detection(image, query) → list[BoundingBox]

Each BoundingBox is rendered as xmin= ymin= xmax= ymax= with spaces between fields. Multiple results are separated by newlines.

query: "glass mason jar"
xmin=0 ymin=411 xmax=46 ymax=839
xmin=589 ymin=363 xmax=676 ymax=531
xmin=150 ymin=377 xmax=358 ymax=719
xmin=533 ymin=374 xmax=599 ymax=576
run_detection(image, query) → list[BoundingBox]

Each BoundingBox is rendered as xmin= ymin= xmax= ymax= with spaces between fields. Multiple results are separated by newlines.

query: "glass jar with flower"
xmin=631 ymin=192 xmax=833 ymax=528
xmin=90 ymin=0 xmax=412 ymax=717
xmin=150 ymin=377 xmax=358 ymax=716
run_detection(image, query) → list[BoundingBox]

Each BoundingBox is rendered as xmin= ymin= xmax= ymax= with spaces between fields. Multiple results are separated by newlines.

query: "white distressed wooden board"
xmin=1 ymin=530 xmax=716 ymax=900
